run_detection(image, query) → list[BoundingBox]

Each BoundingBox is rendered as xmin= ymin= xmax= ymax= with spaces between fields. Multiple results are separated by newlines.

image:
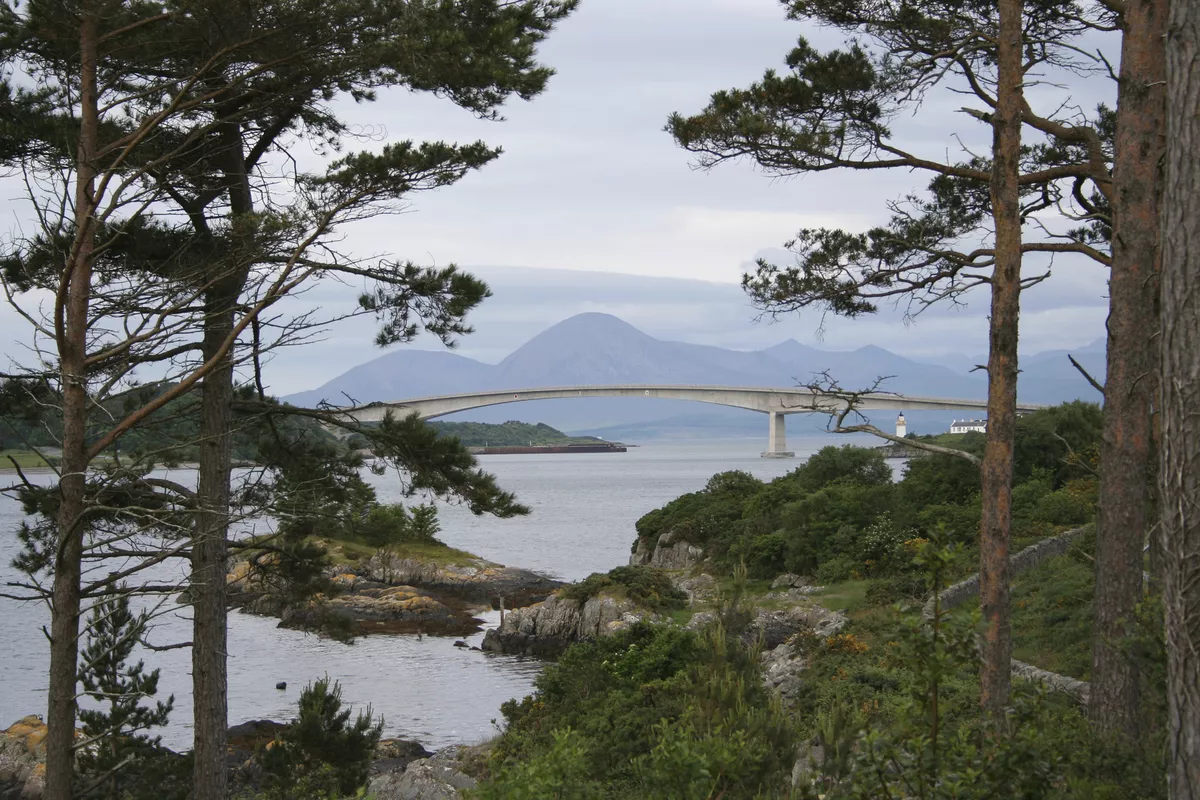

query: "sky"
xmin=0 ymin=0 xmax=1117 ymax=396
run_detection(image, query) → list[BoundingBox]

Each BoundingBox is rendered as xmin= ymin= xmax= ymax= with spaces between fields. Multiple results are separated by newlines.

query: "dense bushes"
xmin=477 ymin=620 xmax=797 ymax=798
xmin=632 ymin=403 xmax=1102 ymax=587
xmin=482 ymin=530 xmax=1163 ymax=799
xmin=560 ymin=565 xmax=688 ymax=613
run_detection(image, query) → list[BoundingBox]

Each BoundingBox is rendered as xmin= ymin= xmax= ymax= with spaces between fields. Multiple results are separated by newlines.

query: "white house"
xmin=949 ymin=418 xmax=987 ymax=434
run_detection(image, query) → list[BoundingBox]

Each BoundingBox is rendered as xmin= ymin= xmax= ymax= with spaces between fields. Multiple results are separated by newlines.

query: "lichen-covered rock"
xmin=372 ymin=739 xmax=433 ymax=776
xmin=762 ymin=642 xmax=808 ymax=705
xmin=361 ymin=552 xmax=561 ymax=608
xmin=629 ymin=532 xmax=705 ymax=570
xmin=771 ymin=573 xmax=804 ymax=590
xmin=674 ymin=573 xmax=718 ymax=605
xmin=765 ymin=585 xmax=823 ymax=603
xmin=481 ymin=593 xmax=655 ymax=657
xmin=17 ymin=764 xmax=43 ymax=800
xmin=279 ymin=587 xmax=480 ymax=637
xmin=1 ymin=716 xmax=48 ymax=799
xmin=368 ymin=745 xmax=477 ymax=800
xmin=791 ymin=743 xmax=827 ymax=791
xmin=227 ymin=719 xmax=288 ymax=756
xmin=686 ymin=605 xmax=846 ymax=649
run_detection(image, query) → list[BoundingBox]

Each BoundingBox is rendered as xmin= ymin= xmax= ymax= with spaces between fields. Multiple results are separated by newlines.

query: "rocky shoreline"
xmin=0 ymin=715 xmax=486 ymax=800
xmin=1 ymin=533 xmax=853 ymax=800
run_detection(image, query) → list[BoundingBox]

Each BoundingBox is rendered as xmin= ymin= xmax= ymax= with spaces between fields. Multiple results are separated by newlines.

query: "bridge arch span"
xmin=331 ymin=384 xmax=1030 ymax=458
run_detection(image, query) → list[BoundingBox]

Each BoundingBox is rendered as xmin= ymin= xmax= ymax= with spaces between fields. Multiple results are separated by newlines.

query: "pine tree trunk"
xmin=1091 ymin=0 xmax=1167 ymax=740
xmin=190 ymin=118 xmax=252 ymax=798
xmin=45 ymin=5 xmax=99 ymax=796
xmin=1161 ymin=2 xmax=1200 ymax=793
xmin=979 ymin=0 xmax=1023 ymax=716
xmin=191 ymin=293 xmax=233 ymax=800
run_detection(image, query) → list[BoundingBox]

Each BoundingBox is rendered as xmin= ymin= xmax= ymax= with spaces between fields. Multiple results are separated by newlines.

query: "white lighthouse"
xmin=896 ymin=412 xmax=907 ymax=438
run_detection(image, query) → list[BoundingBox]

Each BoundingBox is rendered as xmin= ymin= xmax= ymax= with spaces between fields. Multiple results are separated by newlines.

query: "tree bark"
xmin=190 ymin=118 xmax=253 ymax=799
xmin=979 ymin=0 xmax=1023 ymax=716
xmin=190 ymin=293 xmax=234 ymax=800
xmin=1161 ymin=2 xmax=1200 ymax=794
xmin=45 ymin=5 xmax=99 ymax=797
xmin=1091 ymin=0 xmax=1167 ymax=740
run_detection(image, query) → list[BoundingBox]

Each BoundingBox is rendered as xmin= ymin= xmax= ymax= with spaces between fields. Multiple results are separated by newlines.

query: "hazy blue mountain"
xmin=283 ymin=313 xmax=1105 ymax=439
xmin=763 ymin=340 xmax=988 ymax=399
xmin=284 ymin=349 xmax=494 ymax=409
xmin=1012 ymin=339 xmax=1106 ymax=404
xmin=491 ymin=313 xmax=785 ymax=387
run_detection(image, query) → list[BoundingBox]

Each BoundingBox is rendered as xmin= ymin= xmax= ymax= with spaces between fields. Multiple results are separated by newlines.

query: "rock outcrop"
xmin=629 ymin=532 xmax=705 ymax=570
xmin=1 ymin=716 xmax=48 ymax=800
xmin=674 ymin=573 xmax=718 ymax=605
xmin=372 ymin=739 xmax=434 ymax=777
xmin=226 ymin=548 xmax=561 ymax=639
xmin=762 ymin=640 xmax=808 ymax=706
xmin=278 ymin=584 xmax=480 ymax=637
xmin=368 ymin=745 xmax=479 ymax=800
xmin=687 ymin=605 xmax=846 ymax=649
xmin=361 ymin=552 xmax=561 ymax=609
xmin=481 ymin=593 xmax=657 ymax=657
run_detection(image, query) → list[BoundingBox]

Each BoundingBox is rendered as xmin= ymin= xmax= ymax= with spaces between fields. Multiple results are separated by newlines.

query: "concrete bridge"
xmin=331 ymin=384 xmax=1043 ymax=457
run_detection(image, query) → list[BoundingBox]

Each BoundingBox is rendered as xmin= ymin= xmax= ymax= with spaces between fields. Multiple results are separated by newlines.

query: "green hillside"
xmin=428 ymin=420 xmax=614 ymax=447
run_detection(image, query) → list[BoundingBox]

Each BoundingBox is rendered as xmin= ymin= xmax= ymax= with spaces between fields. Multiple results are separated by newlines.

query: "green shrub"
xmin=864 ymin=574 xmax=926 ymax=607
xmin=792 ymin=445 xmax=893 ymax=493
xmin=560 ymin=566 xmax=688 ymax=614
xmin=76 ymin=590 xmax=186 ymax=800
xmin=481 ymin=620 xmax=796 ymax=798
xmin=1033 ymin=488 xmax=1093 ymax=526
xmin=354 ymin=502 xmax=443 ymax=547
xmin=258 ymin=676 xmax=382 ymax=799
xmin=814 ymin=555 xmax=859 ymax=583
xmin=727 ymin=531 xmax=788 ymax=578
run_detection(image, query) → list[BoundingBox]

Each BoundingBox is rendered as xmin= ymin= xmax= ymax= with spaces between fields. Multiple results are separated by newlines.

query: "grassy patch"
xmin=320 ymin=537 xmax=479 ymax=566
xmin=666 ymin=607 xmax=697 ymax=626
xmin=0 ymin=449 xmax=55 ymax=469
xmin=813 ymin=579 xmax=872 ymax=613
xmin=714 ymin=575 xmax=774 ymax=599
xmin=1009 ymin=550 xmax=1095 ymax=680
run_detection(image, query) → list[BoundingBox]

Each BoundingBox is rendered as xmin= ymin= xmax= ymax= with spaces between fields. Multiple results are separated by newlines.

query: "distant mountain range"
xmin=284 ymin=313 xmax=1106 ymax=440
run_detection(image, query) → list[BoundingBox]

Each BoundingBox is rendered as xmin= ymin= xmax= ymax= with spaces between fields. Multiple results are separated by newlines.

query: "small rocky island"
xmin=226 ymin=538 xmax=562 ymax=639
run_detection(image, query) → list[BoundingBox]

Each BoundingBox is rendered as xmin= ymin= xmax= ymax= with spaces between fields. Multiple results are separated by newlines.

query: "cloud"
xmin=250 ymin=264 xmax=1107 ymax=396
xmin=0 ymin=0 xmax=1118 ymax=396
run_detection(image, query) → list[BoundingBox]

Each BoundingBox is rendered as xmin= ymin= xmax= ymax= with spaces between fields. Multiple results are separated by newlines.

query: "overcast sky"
xmin=0 ymin=0 xmax=1116 ymax=396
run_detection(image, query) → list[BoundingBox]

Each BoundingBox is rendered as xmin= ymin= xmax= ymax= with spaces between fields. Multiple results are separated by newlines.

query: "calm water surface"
xmin=0 ymin=437 xmax=849 ymax=749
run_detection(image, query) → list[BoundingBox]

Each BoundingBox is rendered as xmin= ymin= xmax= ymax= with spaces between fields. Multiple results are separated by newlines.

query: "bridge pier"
xmin=762 ymin=411 xmax=795 ymax=458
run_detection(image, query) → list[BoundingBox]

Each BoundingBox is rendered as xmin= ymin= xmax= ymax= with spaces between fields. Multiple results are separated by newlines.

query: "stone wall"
xmin=923 ymin=525 xmax=1091 ymax=619
xmin=920 ymin=525 xmax=1094 ymax=704
xmin=1012 ymin=659 xmax=1091 ymax=704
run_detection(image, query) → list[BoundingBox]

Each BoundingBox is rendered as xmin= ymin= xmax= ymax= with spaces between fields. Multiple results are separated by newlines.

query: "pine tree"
xmin=76 ymin=590 xmax=177 ymax=800
xmin=1 ymin=2 xmax=575 ymax=795
xmin=669 ymin=0 xmax=1167 ymax=733
xmin=258 ymin=676 xmax=383 ymax=799
xmin=410 ymin=504 xmax=442 ymax=543
xmin=667 ymin=0 xmax=1100 ymax=712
